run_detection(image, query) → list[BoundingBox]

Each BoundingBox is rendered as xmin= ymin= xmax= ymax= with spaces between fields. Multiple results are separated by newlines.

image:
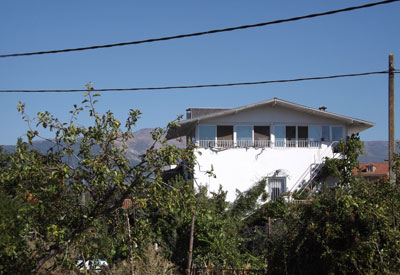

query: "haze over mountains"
xmin=0 ymin=128 xmax=397 ymax=164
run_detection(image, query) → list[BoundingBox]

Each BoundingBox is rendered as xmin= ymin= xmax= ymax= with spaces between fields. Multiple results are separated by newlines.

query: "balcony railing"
xmin=197 ymin=139 xmax=321 ymax=149
xmin=217 ymin=140 xmax=234 ymax=148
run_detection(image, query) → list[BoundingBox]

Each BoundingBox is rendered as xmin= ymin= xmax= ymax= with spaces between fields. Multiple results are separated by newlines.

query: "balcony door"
xmin=254 ymin=126 xmax=270 ymax=147
xmin=286 ymin=126 xmax=296 ymax=147
xmin=217 ymin=126 xmax=233 ymax=147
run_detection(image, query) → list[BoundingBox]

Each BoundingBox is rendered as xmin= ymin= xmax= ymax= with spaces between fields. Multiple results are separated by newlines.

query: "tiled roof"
xmin=353 ymin=162 xmax=389 ymax=177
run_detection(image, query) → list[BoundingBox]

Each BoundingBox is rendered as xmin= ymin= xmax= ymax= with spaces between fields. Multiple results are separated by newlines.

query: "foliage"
xmin=0 ymin=85 xmax=195 ymax=273
xmin=318 ymin=134 xmax=364 ymax=186
xmin=110 ymin=245 xmax=177 ymax=275
xmin=260 ymin=136 xmax=400 ymax=275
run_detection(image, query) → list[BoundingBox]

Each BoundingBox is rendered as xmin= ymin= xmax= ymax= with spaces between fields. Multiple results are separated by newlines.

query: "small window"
xmin=366 ymin=165 xmax=374 ymax=172
xmin=268 ymin=177 xmax=286 ymax=201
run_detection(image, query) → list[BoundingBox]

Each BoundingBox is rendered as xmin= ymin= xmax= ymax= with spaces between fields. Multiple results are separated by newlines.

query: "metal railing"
xmin=289 ymin=141 xmax=339 ymax=198
xmin=197 ymin=139 xmax=321 ymax=148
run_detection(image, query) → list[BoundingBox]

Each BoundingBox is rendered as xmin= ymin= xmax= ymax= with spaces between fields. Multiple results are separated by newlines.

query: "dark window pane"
xmin=298 ymin=126 xmax=308 ymax=139
xmin=286 ymin=126 xmax=296 ymax=139
xmin=254 ymin=126 xmax=270 ymax=140
xmin=217 ymin=126 xmax=233 ymax=140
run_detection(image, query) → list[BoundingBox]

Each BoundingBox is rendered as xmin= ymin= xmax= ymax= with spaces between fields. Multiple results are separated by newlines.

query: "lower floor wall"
xmin=194 ymin=145 xmax=334 ymax=202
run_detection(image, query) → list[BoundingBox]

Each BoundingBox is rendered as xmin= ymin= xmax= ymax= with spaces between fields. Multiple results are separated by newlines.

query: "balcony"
xmin=196 ymin=139 xmax=321 ymax=149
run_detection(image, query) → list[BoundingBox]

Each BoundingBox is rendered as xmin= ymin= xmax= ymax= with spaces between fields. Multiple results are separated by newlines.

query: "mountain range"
xmin=0 ymin=128 xmax=397 ymax=164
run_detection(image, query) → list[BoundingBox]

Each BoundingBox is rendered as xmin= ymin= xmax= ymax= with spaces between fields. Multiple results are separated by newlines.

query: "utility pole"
xmin=187 ymin=205 xmax=197 ymax=275
xmin=388 ymin=53 xmax=395 ymax=184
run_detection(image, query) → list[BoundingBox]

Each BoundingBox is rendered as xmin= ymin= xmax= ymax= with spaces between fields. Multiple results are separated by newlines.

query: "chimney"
xmin=186 ymin=108 xmax=192 ymax=119
xmin=319 ymin=106 xmax=327 ymax=111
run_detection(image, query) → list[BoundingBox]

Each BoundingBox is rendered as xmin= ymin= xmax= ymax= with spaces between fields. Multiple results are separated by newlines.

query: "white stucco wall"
xmin=194 ymin=144 xmax=335 ymax=202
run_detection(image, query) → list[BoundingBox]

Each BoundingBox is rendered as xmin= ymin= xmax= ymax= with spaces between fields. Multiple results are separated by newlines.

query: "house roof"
xmin=186 ymin=108 xmax=231 ymax=119
xmin=166 ymin=97 xmax=375 ymax=139
xmin=353 ymin=162 xmax=389 ymax=177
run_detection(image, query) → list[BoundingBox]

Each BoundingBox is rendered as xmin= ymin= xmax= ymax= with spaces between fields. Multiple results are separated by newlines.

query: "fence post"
xmin=268 ymin=217 xmax=271 ymax=237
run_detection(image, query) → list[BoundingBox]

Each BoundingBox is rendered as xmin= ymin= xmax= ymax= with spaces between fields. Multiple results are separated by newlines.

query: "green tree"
xmin=260 ymin=136 xmax=400 ymax=274
xmin=0 ymin=86 xmax=195 ymax=273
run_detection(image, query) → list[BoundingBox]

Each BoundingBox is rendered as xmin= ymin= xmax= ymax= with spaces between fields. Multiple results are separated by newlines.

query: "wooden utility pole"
xmin=389 ymin=54 xmax=395 ymax=184
xmin=187 ymin=205 xmax=197 ymax=275
xmin=123 ymin=199 xmax=135 ymax=275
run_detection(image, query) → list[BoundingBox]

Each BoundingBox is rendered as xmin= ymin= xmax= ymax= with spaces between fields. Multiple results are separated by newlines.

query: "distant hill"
xmin=0 ymin=131 xmax=396 ymax=164
xmin=0 ymin=128 xmax=185 ymax=165
xmin=359 ymin=140 xmax=399 ymax=163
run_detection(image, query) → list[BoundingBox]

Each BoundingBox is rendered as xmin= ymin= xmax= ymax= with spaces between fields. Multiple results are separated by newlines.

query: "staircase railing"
xmin=288 ymin=141 xmax=338 ymax=199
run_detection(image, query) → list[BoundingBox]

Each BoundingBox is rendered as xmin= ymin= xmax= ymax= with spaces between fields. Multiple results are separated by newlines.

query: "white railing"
xmin=197 ymin=139 xmax=321 ymax=149
xmin=198 ymin=140 xmax=216 ymax=148
xmin=236 ymin=140 xmax=272 ymax=148
xmin=274 ymin=139 xmax=286 ymax=147
xmin=236 ymin=140 xmax=254 ymax=147
xmin=216 ymin=140 xmax=234 ymax=148
xmin=254 ymin=140 xmax=271 ymax=148
xmin=289 ymin=141 xmax=339 ymax=197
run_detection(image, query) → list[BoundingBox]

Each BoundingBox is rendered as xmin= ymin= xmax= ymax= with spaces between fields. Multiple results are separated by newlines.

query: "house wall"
xmin=194 ymin=144 xmax=335 ymax=202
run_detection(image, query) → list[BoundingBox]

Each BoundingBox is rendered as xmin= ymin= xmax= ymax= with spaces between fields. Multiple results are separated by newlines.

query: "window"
xmin=332 ymin=126 xmax=344 ymax=141
xmin=298 ymin=126 xmax=308 ymax=147
xmin=321 ymin=126 xmax=330 ymax=142
xmin=309 ymin=125 xmax=320 ymax=140
xmin=309 ymin=126 xmax=321 ymax=147
xmin=254 ymin=126 xmax=270 ymax=147
xmin=198 ymin=125 xmax=216 ymax=147
xmin=217 ymin=125 xmax=233 ymax=147
xmin=274 ymin=126 xmax=285 ymax=147
xmin=366 ymin=165 xmax=374 ymax=172
xmin=268 ymin=177 xmax=286 ymax=201
xmin=236 ymin=126 xmax=253 ymax=147
xmin=286 ymin=126 xmax=296 ymax=147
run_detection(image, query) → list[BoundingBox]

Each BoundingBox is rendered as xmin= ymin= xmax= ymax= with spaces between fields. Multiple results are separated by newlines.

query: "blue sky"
xmin=1 ymin=0 xmax=399 ymax=145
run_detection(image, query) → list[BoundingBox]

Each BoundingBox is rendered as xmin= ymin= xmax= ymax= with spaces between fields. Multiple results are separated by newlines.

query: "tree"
xmin=0 ymin=85 xmax=195 ymax=273
xmin=257 ymin=136 xmax=400 ymax=274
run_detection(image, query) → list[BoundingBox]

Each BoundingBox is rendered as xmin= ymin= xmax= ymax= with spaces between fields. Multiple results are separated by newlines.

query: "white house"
xmin=166 ymin=98 xmax=374 ymax=201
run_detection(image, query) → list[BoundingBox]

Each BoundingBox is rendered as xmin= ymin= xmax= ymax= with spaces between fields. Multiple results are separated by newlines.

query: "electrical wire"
xmin=0 ymin=71 xmax=389 ymax=93
xmin=0 ymin=0 xmax=398 ymax=58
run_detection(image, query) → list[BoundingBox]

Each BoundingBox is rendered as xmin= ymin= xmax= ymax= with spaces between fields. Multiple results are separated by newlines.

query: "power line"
xmin=0 ymin=71 xmax=390 ymax=93
xmin=1 ymin=0 xmax=398 ymax=58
